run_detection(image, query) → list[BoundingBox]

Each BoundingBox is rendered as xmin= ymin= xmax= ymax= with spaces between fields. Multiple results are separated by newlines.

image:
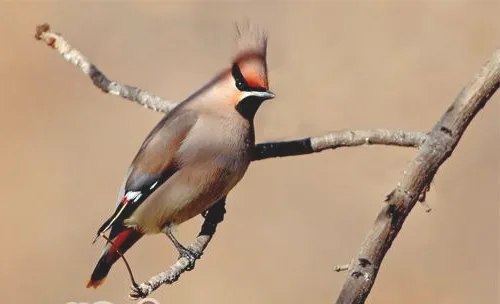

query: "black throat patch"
xmin=232 ymin=63 xmax=267 ymax=120
xmin=235 ymin=96 xmax=265 ymax=120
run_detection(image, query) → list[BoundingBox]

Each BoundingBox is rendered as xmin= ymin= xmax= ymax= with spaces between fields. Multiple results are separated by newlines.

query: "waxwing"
xmin=87 ymin=22 xmax=274 ymax=288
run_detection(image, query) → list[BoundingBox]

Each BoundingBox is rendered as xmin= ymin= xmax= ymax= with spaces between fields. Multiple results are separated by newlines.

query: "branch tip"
xmin=334 ymin=264 xmax=349 ymax=272
xmin=35 ymin=23 xmax=50 ymax=40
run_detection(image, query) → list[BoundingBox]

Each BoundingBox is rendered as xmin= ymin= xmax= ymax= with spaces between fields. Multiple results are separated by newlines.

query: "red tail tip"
xmin=86 ymin=278 xmax=106 ymax=289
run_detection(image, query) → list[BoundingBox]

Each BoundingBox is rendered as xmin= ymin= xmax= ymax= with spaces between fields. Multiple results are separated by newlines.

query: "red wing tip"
xmin=86 ymin=278 xmax=106 ymax=289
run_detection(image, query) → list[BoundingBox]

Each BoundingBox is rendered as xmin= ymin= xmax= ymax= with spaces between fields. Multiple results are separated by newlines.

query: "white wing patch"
xmin=125 ymin=190 xmax=142 ymax=203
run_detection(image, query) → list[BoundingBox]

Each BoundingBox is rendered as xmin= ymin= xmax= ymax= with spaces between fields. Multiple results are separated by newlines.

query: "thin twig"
xmin=417 ymin=184 xmax=432 ymax=212
xmin=336 ymin=49 xmax=500 ymax=304
xmin=35 ymin=23 xmax=178 ymax=113
xmin=334 ymin=264 xmax=350 ymax=272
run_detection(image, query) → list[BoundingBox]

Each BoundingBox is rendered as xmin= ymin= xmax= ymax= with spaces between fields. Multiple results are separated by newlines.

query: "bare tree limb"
xmin=336 ymin=49 xmax=500 ymax=304
xmin=35 ymin=23 xmax=178 ymax=113
xmin=129 ymin=198 xmax=226 ymax=300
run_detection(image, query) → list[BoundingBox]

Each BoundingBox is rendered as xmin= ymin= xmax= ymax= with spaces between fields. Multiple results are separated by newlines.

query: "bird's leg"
xmin=162 ymin=224 xmax=200 ymax=271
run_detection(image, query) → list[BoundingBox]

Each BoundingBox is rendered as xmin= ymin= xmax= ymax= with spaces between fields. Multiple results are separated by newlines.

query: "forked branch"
xmin=34 ymin=23 xmax=498 ymax=302
xmin=335 ymin=49 xmax=500 ymax=304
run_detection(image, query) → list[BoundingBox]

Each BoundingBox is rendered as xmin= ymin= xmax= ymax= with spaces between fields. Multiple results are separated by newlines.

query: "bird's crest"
xmin=232 ymin=22 xmax=269 ymax=89
xmin=233 ymin=21 xmax=268 ymax=62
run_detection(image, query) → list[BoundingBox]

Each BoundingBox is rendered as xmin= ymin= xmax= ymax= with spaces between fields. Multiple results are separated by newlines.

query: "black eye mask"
xmin=232 ymin=63 xmax=267 ymax=92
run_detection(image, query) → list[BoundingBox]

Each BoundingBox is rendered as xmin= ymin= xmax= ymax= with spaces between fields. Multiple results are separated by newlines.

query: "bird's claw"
xmin=129 ymin=283 xmax=152 ymax=300
xmin=178 ymin=247 xmax=200 ymax=271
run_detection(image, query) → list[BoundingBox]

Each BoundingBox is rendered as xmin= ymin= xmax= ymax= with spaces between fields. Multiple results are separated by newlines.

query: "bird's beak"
xmin=251 ymin=90 xmax=275 ymax=101
xmin=264 ymin=91 xmax=275 ymax=100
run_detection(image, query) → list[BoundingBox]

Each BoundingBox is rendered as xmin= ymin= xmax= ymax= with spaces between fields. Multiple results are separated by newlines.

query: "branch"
xmin=34 ymin=23 xmax=179 ymax=113
xmin=253 ymin=129 xmax=427 ymax=161
xmin=129 ymin=198 xmax=226 ymax=300
xmin=35 ymin=23 xmax=472 ymax=301
xmin=34 ymin=23 xmax=426 ymax=162
xmin=336 ymin=49 xmax=500 ymax=304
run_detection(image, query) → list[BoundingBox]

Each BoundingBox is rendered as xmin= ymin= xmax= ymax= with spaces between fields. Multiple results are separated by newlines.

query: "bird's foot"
xmin=129 ymin=282 xmax=152 ymax=300
xmin=177 ymin=246 xmax=201 ymax=271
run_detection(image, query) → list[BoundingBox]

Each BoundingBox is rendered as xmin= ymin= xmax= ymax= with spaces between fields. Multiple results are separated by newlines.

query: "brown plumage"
xmin=87 ymin=22 xmax=275 ymax=288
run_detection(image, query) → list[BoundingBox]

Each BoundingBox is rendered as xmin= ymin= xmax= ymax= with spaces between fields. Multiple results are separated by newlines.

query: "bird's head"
xmin=186 ymin=22 xmax=274 ymax=121
xmin=228 ymin=22 xmax=275 ymax=120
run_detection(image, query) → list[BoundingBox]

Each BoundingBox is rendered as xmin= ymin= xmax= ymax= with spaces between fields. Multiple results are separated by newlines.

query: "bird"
xmin=87 ymin=22 xmax=275 ymax=289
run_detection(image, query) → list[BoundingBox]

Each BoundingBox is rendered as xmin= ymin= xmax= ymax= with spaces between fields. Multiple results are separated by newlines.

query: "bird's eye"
xmin=232 ymin=63 xmax=248 ymax=91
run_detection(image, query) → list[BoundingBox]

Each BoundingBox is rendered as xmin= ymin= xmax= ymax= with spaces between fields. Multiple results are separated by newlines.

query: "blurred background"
xmin=0 ymin=1 xmax=498 ymax=303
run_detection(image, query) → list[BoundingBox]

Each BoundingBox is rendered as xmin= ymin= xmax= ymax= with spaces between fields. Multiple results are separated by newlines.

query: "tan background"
xmin=1 ymin=1 xmax=498 ymax=303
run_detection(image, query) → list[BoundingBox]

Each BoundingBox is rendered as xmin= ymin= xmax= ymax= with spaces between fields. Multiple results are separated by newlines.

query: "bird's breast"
xmin=125 ymin=116 xmax=254 ymax=234
xmin=178 ymin=115 xmax=254 ymax=168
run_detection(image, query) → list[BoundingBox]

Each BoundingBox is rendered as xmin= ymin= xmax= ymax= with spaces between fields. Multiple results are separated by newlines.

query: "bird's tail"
xmin=87 ymin=227 xmax=143 ymax=288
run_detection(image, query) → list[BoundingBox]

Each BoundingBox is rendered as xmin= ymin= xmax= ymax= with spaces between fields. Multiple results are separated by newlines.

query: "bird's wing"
xmin=94 ymin=109 xmax=199 ymax=241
